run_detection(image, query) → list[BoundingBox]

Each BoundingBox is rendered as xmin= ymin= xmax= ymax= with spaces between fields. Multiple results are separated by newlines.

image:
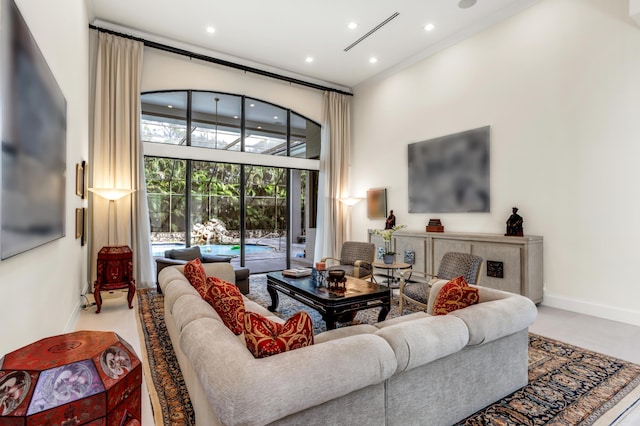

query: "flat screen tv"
xmin=0 ymin=0 xmax=67 ymax=259
xmin=408 ymin=126 xmax=490 ymax=213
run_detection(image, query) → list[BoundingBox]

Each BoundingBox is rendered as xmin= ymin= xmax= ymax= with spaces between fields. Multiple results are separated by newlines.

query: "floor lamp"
xmin=88 ymin=188 xmax=135 ymax=246
xmin=339 ymin=197 xmax=363 ymax=241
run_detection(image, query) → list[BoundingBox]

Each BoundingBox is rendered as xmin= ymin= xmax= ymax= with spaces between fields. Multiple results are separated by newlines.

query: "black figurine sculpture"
xmin=385 ymin=210 xmax=396 ymax=230
xmin=505 ymin=207 xmax=524 ymax=237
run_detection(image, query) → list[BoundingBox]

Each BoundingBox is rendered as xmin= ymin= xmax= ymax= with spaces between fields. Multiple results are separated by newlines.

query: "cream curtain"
xmin=315 ymin=91 xmax=351 ymax=262
xmin=92 ymin=33 xmax=153 ymax=288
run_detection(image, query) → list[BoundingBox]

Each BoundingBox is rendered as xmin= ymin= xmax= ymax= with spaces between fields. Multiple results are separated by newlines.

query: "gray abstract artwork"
xmin=408 ymin=126 xmax=490 ymax=213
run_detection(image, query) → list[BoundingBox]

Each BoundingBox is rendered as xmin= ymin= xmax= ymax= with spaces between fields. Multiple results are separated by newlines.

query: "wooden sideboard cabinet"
xmin=368 ymin=230 xmax=543 ymax=303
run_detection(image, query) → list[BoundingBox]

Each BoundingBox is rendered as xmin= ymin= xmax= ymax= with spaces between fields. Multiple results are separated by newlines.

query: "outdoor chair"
xmin=322 ymin=241 xmax=375 ymax=281
xmin=399 ymin=252 xmax=483 ymax=313
xmin=155 ymin=246 xmax=250 ymax=295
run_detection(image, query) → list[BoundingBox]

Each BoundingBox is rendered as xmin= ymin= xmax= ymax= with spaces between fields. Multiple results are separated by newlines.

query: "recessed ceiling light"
xmin=305 ymin=56 xmax=314 ymax=63
xmin=274 ymin=116 xmax=278 ymax=120
xmin=233 ymin=115 xmax=238 ymax=119
xmin=249 ymin=103 xmax=255 ymax=107
xmin=167 ymin=105 xmax=173 ymax=108
xmin=424 ymin=23 xmax=435 ymax=32
xmin=348 ymin=22 xmax=358 ymax=30
xmin=206 ymin=26 xmax=215 ymax=34
xmin=369 ymin=57 xmax=378 ymax=64
xmin=257 ymin=126 xmax=262 ymax=129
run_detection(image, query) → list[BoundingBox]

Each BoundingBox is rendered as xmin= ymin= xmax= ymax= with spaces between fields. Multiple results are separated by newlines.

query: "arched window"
xmin=141 ymin=90 xmax=320 ymax=273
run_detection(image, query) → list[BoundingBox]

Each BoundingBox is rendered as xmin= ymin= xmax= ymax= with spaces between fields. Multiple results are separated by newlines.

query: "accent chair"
xmin=155 ymin=246 xmax=250 ymax=294
xmin=322 ymin=241 xmax=375 ymax=281
xmin=399 ymin=251 xmax=483 ymax=313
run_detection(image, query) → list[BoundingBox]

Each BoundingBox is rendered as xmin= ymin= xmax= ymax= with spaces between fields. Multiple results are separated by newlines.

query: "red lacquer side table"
xmin=94 ymin=246 xmax=136 ymax=314
xmin=0 ymin=330 xmax=142 ymax=425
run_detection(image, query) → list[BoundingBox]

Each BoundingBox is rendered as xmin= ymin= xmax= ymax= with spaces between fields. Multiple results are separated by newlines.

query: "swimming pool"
xmin=152 ymin=243 xmax=272 ymax=257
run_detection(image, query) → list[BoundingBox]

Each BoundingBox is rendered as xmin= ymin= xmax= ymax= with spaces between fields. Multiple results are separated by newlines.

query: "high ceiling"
xmin=87 ymin=0 xmax=538 ymax=89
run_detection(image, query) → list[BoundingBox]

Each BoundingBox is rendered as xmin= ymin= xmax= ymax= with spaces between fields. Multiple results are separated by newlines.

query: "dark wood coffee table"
xmin=266 ymin=271 xmax=392 ymax=330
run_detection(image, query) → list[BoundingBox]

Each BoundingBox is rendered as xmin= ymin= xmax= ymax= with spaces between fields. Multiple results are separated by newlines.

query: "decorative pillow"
xmin=433 ymin=276 xmax=479 ymax=315
xmin=203 ymin=277 xmax=245 ymax=335
xmin=244 ymin=311 xmax=314 ymax=358
xmin=183 ymin=258 xmax=208 ymax=296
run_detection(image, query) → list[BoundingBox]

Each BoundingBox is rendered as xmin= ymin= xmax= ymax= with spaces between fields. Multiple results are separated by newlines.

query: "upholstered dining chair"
xmin=322 ymin=241 xmax=376 ymax=281
xmin=399 ymin=252 xmax=483 ymax=313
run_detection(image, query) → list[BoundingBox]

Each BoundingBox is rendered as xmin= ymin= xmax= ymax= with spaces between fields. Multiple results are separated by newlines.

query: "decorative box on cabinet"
xmin=368 ymin=230 xmax=543 ymax=303
xmin=94 ymin=245 xmax=136 ymax=314
xmin=0 ymin=330 xmax=142 ymax=425
xmin=393 ymin=235 xmax=427 ymax=274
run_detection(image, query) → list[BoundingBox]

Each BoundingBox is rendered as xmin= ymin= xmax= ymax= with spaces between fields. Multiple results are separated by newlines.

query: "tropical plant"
xmin=374 ymin=225 xmax=407 ymax=254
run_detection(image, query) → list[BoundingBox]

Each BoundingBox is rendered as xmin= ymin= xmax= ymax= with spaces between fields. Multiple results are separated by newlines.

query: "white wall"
xmin=351 ymin=0 xmax=640 ymax=325
xmin=0 ymin=0 xmax=89 ymax=355
xmin=142 ymin=49 xmax=323 ymax=123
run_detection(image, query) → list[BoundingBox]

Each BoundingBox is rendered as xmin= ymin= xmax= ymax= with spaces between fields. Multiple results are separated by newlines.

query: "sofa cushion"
xmin=202 ymin=262 xmax=236 ymax=284
xmin=244 ymin=311 xmax=314 ymax=358
xmin=449 ymin=287 xmax=538 ymax=346
xmin=172 ymin=293 xmax=223 ymax=331
xmin=166 ymin=246 xmax=203 ymax=261
xmin=374 ymin=315 xmax=469 ymax=373
xmin=315 ymin=324 xmax=379 ymax=344
xmin=433 ymin=276 xmax=479 ymax=315
xmin=202 ymin=276 xmax=245 ymax=335
xmin=162 ymin=275 xmax=201 ymax=315
xmin=375 ymin=312 xmax=430 ymax=329
xmin=183 ymin=258 xmax=208 ymax=296
xmin=244 ymin=299 xmax=285 ymax=324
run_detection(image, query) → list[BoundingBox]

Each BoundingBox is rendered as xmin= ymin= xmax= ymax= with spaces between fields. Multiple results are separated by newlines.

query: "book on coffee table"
xmin=282 ymin=268 xmax=312 ymax=278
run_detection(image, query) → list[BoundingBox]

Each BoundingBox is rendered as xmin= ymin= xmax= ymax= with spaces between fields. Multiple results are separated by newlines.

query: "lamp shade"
xmin=339 ymin=197 xmax=363 ymax=207
xmin=89 ymin=188 xmax=135 ymax=201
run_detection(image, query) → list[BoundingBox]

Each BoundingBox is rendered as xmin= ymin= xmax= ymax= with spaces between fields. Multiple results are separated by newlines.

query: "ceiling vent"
xmin=459 ymin=0 xmax=478 ymax=8
xmin=344 ymin=12 xmax=400 ymax=52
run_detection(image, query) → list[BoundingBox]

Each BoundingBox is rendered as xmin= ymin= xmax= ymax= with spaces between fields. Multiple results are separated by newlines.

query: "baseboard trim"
xmin=64 ymin=282 xmax=92 ymax=333
xmin=542 ymin=293 xmax=640 ymax=327
xmin=64 ymin=300 xmax=83 ymax=333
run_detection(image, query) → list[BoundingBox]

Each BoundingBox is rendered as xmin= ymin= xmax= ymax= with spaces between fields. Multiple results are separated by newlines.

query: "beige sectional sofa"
xmin=158 ymin=263 xmax=537 ymax=426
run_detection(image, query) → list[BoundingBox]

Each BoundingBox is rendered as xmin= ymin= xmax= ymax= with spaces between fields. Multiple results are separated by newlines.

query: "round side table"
xmin=372 ymin=261 xmax=412 ymax=288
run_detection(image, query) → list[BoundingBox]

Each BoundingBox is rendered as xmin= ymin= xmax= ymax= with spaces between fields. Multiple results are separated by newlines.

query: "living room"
xmin=1 ymin=0 xmax=640 ymax=424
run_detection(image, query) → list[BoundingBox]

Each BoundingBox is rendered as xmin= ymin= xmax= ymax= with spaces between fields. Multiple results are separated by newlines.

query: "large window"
xmin=145 ymin=158 xmax=186 ymax=245
xmin=191 ymin=93 xmax=242 ymax=151
xmin=142 ymin=91 xmax=320 ymax=273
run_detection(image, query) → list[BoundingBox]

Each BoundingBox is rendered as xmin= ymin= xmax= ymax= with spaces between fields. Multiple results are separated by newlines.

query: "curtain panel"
xmin=315 ymin=91 xmax=351 ymax=262
xmin=92 ymin=33 xmax=153 ymax=288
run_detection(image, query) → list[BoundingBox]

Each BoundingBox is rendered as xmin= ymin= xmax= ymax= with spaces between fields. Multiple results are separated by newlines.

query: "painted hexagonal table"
xmin=0 ymin=330 xmax=141 ymax=425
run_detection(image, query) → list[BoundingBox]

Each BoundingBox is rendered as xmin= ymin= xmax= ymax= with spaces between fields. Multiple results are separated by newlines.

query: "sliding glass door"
xmin=243 ymin=166 xmax=287 ymax=272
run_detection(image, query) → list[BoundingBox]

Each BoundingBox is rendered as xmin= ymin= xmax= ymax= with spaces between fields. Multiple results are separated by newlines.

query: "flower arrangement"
xmin=374 ymin=225 xmax=406 ymax=255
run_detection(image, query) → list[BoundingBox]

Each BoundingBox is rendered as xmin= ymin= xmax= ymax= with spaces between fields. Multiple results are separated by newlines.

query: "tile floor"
xmin=75 ymin=290 xmax=640 ymax=426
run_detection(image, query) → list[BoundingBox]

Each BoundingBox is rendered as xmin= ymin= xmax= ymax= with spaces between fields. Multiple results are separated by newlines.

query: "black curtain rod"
xmin=89 ymin=24 xmax=353 ymax=97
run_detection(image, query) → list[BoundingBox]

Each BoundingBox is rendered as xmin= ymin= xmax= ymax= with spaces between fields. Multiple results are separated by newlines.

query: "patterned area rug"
xmin=136 ymin=288 xmax=195 ymax=426
xmin=137 ymin=275 xmax=640 ymax=426
xmin=457 ymin=334 xmax=640 ymax=425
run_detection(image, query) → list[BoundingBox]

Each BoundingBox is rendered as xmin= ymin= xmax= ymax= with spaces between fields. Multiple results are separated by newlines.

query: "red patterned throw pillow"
xmin=183 ymin=258 xmax=208 ymax=296
xmin=433 ymin=276 xmax=479 ymax=315
xmin=244 ymin=311 xmax=314 ymax=358
xmin=203 ymin=277 xmax=245 ymax=335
